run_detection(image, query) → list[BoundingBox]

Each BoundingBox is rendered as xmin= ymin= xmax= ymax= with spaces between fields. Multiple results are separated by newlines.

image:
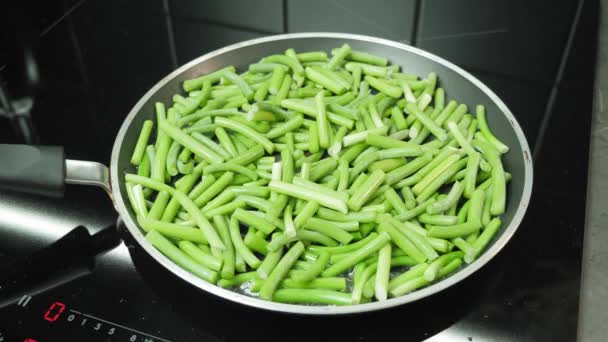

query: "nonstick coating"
xmin=110 ymin=33 xmax=533 ymax=314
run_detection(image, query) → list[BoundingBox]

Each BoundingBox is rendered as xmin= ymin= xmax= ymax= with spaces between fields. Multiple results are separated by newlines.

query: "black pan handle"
xmin=0 ymin=225 xmax=121 ymax=308
xmin=0 ymin=144 xmax=65 ymax=197
xmin=0 ymin=144 xmax=112 ymax=198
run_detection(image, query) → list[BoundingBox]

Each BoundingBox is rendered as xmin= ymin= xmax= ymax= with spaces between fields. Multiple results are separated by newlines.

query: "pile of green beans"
xmin=125 ymin=44 xmax=511 ymax=306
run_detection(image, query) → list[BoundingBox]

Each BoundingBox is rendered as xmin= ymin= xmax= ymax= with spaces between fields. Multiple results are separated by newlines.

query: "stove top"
xmin=0 ymin=0 xmax=598 ymax=341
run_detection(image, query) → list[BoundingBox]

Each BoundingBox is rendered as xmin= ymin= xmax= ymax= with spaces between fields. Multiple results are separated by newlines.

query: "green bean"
xmin=382 ymin=188 xmax=406 ymax=215
xmin=146 ymin=230 xmax=218 ymax=283
xmin=395 ymin=188 xmax=414 ymax=212
xmin=385 ymin=153 xmax=432 ymax=187
xmin=234 ymin=195 xmax=269 ymax=212
xmin=215 ymin=117 xmax=274 ymax=153
xmin=296 ymin=51 xmax=328 ymax=62
xmin=388 ymin=263 xmax=428 ymax=292
xmin=159 ymin=120 xmax=223 ymax=164
xmin=314 ymin=67 xmax=351 ymax=90
xmin=452 ymin=237 xmax=476 ymax=264
xmin=482 ymin=185 xmax=493 ymax=226
xmin=217 ymin=271 xmax=259 ymax=288
xmin=416 ymin=159 xmax=468 ymax=203
xmin=178 ymin=240 xmax=223 ymax=271
xmin=476 ymin=105 xmax=509 ymax=153
xmin=333 ymin=49 xmax=388 ymax=66
xmin=248 ymin=62 xmax=287 ymax=73
xmin=221 ymin=70 xmax=254 ymax=99
xmin=148 ymin=191 xmax=171 ymax=220
xmin=233 ymin=208 xmax=276 ymax=235
xmin=290 ymin=251 xmax=330 ymax=283
xmin=423 ymin=251 xmax=463 ymax=281
xmin=419 ymin=214 xmax=458 ymax=226
xmin=366 ymin=76 xmax=402 ymax=98
xmin=259 ymin=241 xmax=305 ymax=300
xmin=388 ymin=217 xmax=439 ymax=261
xmin=280 ymin=99 xmax=354 ymax=128
xmin=131 ymin=120 xmax=154 ymax=165
xmin=444 ymin=103 xmax=468 ymax=128
xmin=366 ymin=133 xmax=419 ymax=150
xmin=253 ymin=81 xmax=270 ymax=102
xmin=297 ymin=228 xmax=338 ymax=245
xmin=327 ymin=43 xmax=351 ymax=69
xmin=265 ymin=115 xmax=304 ymax=140
xmin=138 ymin=150 xmax=151 ymax=177
xmin=471 ymin=217 xmax=501 ymax=259
xmin=344 ymin=62 xmax=387 ymax=77
xmin=214 ymin=127 xmax=238 ymax=158
xmin=374 ymin=244 xmax=392 ymax=301
xmin=457 ymin=200 xmax=471 ymax=224
xmin=394 ymin=197 xmax=436 ymax=221
xmin=244 ymin=229 xmax=269 ymax=255
xmin=193 ymin=172 xmax=233 ymax=207
xmin=427 ymin=221 xmax=482 ymax=239
xmin=190 ymin=132 xmax=231 ymax=160
xmin=159 ymin=172 xmax=208 ymax=221
xmin=204 ymin=162 xmax=258 ymax=181
xmin=202 ymin=199 xmax=244 ymax=218
xmin=303 ymin=218 xmax=353 ymax=244
xmin=463 ymin=152 xmax=481 ymax=199
xmin=311 ymin=92 xmax=330 ymax=149
xmin=308 ymin=159 xmax=338 ymax=182
xmin=348 ymin=169 xmax=386 ymax=211
xmin=473 ymin=139 xmax=506 ymax=215
xmin=282 ymin=277 xmax=346 ymax=291
xmin=272 ymin=289 xmax=351 ymax=305
xmin=183 ymin=66 xmax=236 ymax=91
xmin=304 ymin=67 xmax=346 ymax=95
xmin=323 ymin=232 xmax=391 ymax=277
xmin=212 ymin=215 xmax=235 ymax=278
xmin=269 ymin=180 xmax=347 ymax=213
xmin=332 ymin=160 xmax=349 ymax=192
xmin=125 ymin=174 xmax=173 ymax=195
xmin=234 ymin=252 xmax=246 ymax=273
xmin=405 ymin=102 xmax=447 ymax=141
xmin=268 ymin=66 xmax=286 ymax=95
xmin=167 ymin=189 xmax=224 ymax=250
xmin=467 ymin=188 xmax=485 ymax=225
xmin=137 ymin=213 xmax=209 ymax=242
xmin=272 ymin=74 xmax=292 ymax=105
xmin=426 ymin=181 xmax=465 ymax=215
xmin=228 ymin=215 xmax=261 ymax=269
xmin=262 ymin=54 xmax=304 ymax=75
xmin=257 ymin=244 xmax=284 ymax=279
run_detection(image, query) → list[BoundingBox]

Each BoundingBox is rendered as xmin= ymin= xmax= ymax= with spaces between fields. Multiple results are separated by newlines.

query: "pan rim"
xmin=111 ymin=32 xmax=533 ymax=315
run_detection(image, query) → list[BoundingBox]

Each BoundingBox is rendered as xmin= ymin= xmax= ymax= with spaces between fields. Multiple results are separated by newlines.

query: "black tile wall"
xmin=169 ymin=0 xmax=284 ymax=34
xmin=173 ymin=20 xmax=266 ymax=65
xmin=287 ymin=0 xmax=417 ymax=42
xmin=418 ymin=0 xmax=578 ymax=83
xmin=56 ymin=0 xmax=173 ymax=159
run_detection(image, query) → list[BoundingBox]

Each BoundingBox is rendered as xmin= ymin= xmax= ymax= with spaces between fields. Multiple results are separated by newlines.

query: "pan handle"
xmin=65 ymin=159 xmax=112 ymax=199
xmin=0 ymin=144 xmax=111 ymax=198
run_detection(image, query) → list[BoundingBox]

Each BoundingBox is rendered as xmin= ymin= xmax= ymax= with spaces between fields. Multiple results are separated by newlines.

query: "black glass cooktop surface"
xmin=0 ymin=0 xmax=598 ymax=341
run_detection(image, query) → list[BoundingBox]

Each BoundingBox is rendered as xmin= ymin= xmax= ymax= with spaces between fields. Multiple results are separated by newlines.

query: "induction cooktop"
xmin=0 ymin=0 xmax=598 ymax=341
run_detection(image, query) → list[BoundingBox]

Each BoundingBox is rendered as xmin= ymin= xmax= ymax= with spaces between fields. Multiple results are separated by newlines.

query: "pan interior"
xmin=110 ymin=33 xmax=532 ymax=314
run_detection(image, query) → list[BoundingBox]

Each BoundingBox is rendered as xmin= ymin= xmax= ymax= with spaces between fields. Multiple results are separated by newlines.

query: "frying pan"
xmin=0 ymin=33 xmax=533 ymax=314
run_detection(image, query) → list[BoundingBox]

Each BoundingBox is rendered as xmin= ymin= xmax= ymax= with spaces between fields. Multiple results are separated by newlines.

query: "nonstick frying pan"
xmin=0 ymin=33 xmax=533 ymax=314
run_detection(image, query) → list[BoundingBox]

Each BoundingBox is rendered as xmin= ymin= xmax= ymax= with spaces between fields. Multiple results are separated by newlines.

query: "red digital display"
xmin=43 ymin=302 xmax=66 ymax=322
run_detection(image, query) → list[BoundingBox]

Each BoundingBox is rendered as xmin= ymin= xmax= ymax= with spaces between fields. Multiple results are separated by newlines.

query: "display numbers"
xmin=43 ymin=302 xmax=66 ymax=322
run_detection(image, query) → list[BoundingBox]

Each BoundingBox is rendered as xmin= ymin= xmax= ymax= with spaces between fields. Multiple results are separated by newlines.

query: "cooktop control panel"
xmin=1 ymin=295 xmax=171 ymax=342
